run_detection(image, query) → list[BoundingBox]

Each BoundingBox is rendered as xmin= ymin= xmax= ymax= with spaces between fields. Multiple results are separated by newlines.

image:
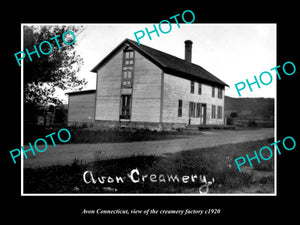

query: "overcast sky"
xmin=44 ymin=23 xmax=277 ymax=102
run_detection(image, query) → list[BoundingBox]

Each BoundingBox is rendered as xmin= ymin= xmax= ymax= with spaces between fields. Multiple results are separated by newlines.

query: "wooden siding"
xmin=95 ymin=50 xmax=123 ymax=121
xmin=162 ymin=73 xmax=225 ymax=125
xmin=94 ymin=46 xmax=225 ymax=126
xmin=95 ymin=49 xmax=162 ymax=123
xmin=130 ymin=51 xmax=162 ymax=123
xmin=68 ymin=93 xmax=95 ymax=124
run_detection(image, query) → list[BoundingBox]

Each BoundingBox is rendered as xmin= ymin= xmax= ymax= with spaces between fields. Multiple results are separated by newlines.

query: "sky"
xmin=46 ymin=23 xmax=277 ymax=102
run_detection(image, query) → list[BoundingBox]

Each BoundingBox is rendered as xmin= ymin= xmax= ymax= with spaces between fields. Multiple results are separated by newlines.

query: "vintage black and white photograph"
xmin=21 ymin=24 xmax=276 ymax=195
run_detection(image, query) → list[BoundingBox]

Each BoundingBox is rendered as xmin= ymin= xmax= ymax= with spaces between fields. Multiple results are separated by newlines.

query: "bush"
xmin=226 ymin=117 xmax=234 ymax=125
xmin=230 ymin=112 xmax=238 ymax=118
xmin=248 ymin=119 xmax=257 ymax=127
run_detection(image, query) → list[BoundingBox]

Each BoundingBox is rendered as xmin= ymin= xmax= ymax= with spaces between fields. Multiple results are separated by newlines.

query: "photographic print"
xmin=21 ymin=24 xmax=276 ymax=195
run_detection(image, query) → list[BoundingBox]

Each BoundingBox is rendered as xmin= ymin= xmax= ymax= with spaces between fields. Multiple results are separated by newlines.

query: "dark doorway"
xmin=200 ymin=104 xmax=207 ymax=125
xmin=120 ymin=95 xmax=131 ymax=120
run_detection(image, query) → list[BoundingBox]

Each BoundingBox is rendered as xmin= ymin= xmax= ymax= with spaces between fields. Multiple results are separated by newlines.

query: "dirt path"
xmin=23 ymin=128 xmax=274 ymax=168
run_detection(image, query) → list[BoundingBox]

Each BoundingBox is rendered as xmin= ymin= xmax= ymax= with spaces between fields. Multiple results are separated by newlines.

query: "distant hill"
xmin=225 ymin=96 xmax=274 ymax=119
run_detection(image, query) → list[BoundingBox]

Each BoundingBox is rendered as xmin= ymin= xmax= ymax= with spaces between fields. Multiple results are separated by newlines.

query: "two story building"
xmin=67 ymin=38 xmax=229 ymax=130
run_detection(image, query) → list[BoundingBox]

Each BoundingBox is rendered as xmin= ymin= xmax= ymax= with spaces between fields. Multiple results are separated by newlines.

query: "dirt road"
xmin=23 ymin=128 xmax=274 ymax=168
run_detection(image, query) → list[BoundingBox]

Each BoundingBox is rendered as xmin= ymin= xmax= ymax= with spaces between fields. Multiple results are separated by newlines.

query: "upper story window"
xmin=212 ymin=86 xmax=215 ymax=97
xmin=218 ymin=87 xmax=223 ymax=99
xmin=122 ymin=47 xmax=134 ymax=88
xmin=191 ymin=81 xmax=195 ymax=94
xmin=198 ymin=83 xmax=202 ymax=95
xmin=124 ymin=49 xmax=134 ymax=66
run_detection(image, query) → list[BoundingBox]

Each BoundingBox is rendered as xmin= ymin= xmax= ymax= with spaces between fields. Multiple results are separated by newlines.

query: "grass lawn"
xmin=67 ymin=128 xmax=191 ymax=143
xmin=24 ymin=125 xmax=197 ymax=144
xmin=24 ymin=138 xmax=274 ymax=194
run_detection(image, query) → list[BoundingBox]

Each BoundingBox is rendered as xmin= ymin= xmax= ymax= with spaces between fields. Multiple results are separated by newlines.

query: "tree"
xmin=23 ymin=25 xmax=86 ymax=122
xmin=230 ymin=112 xmax=238 ymax=118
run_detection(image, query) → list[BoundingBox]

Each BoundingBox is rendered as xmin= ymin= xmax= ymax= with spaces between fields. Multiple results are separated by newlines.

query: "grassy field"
xmin=24 ymin=138 xmax=274 ymax=194
xmin=24 ymin=125 xmax=198 ymax=144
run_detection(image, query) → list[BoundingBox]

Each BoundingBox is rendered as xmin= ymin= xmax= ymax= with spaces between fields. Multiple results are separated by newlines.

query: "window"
xmin=212 ymin=86 xmax=215 ymax=97
xmin=178 ymin=99 xmax=183 ymax=117
xmin=217 ymin=106 xmax=223 ymax=119
xmin=189 ymin=102 xmax=196 ymax=118
xmin=122 ymin=70 xmax=133 ymax=87
xmin=120 ymin=95 xmax=131 ymax=119
xmin=196 ymin=103 xmax=201 ymax=118
xmin=218 ymin=87 xmax=223 ymax=99
xmin=123 ymin=50 xmax=134 ymax=66
xmin=198 ymin=83 xmax=202 ymax=95
xmin=122 ymin=48 xmax=134 ymax=88
xmin=191 ymin=81 xmax=194 ymax=94
xmin=211 ymin=105 xmax=216 ymax=119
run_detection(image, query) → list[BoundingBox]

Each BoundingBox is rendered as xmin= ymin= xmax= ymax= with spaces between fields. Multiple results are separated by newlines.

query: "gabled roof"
xmin=91 ymin=39 xmax=229 ymax=87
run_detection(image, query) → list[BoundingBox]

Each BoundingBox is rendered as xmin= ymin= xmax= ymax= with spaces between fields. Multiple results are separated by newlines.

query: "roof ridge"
xmin=126 ymin=39 xmax=169 ymax=68
xmin=92 ymin=38 xmax=229 ymax=87
xmin=126 ymin=39 xmax=228 ymax=87
xmin=127 ymin=38 xmax=209 ymax=70
xmin=127 ymin=38 xmax=197 ymax=65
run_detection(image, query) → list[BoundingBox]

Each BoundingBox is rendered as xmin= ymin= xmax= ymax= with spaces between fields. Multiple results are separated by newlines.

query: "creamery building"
xmin=67 ymin=39 xmax=229 ymax=130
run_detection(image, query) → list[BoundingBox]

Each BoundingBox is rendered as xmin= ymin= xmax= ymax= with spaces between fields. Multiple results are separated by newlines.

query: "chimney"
xmin=184 ymin=40 xmax=193 ymax=63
